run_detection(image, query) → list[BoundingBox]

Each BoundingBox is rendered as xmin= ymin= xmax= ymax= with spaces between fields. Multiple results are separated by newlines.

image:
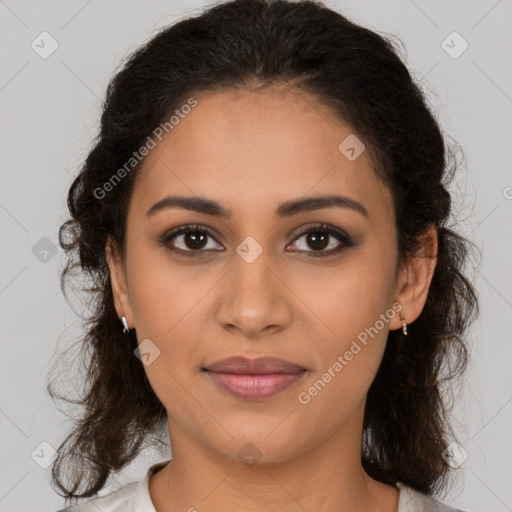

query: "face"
xmin=107 ymin=86 xmax=436 ymax=465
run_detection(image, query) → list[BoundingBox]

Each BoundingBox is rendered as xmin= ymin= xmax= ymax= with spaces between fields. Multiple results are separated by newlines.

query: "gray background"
xmin=1 ymin=0 xmax=511 ymax=511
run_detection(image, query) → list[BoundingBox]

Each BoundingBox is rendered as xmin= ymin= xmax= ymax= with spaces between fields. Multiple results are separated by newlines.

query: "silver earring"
xmin=121 ymin=316 xmax=130 ymax=334
xmin=401 ymin=315 xmax=408 ymax=336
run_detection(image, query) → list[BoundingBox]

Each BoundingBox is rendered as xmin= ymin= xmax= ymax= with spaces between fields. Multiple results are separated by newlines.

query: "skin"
xmin=106 ymin=86 xmax=437 ymax=512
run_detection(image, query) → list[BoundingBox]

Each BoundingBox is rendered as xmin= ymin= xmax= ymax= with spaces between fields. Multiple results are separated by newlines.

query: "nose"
xmin=215 ymin=248 xmax=293 ymax=339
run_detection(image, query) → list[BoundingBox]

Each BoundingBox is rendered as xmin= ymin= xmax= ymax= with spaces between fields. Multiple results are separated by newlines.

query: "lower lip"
xmin=204 ymin=371 xmax=306 ymax=399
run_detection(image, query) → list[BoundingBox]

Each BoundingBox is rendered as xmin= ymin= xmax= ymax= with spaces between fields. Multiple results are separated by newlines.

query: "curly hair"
xmin=47 ymin=0 xmax=479 ymax=502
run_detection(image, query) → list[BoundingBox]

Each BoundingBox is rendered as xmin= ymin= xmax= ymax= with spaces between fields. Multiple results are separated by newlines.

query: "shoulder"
xmin=397 ymin=482 xmax=468 ymax=512
xmin=53 ymin=480 xmax=140 ymax=512
xmin=53 ymin=459 xmax=171 ymax=512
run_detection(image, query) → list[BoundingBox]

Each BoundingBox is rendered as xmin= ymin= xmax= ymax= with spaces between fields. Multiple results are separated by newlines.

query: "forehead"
xmin=129 ymin=87 xmax=393 ymax=222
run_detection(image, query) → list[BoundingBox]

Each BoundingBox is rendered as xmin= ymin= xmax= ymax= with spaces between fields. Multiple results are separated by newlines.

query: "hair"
xmin=48 ymin=0 xmax=478 ymax=503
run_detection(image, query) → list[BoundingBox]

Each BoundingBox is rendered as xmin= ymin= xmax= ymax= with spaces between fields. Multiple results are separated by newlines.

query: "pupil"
xmin=308 ymin=232 xmax=328 ymax=250
xmin=185 ymin=232 xmax=207 ymax=249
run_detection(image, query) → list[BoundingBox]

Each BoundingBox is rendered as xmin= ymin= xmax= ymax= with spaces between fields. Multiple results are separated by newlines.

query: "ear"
xmin=389 ymin=224 xmax=438 ymax=331
xmin=105 ymin=236 xmax=135 ymax=329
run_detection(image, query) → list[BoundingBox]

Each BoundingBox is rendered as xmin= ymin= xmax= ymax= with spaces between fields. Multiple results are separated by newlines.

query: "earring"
xmin=400 ymin=313 xmax=408 ymax=336
xmin=121 ymin=315 xmax=130 ymax=334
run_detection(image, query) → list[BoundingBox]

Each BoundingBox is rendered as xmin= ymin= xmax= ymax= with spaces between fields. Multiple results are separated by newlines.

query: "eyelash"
xmin=158 ymin=223 xmax=354 ymax=258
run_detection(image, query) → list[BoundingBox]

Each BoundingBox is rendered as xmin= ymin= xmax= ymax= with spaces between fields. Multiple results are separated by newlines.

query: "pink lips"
xmin=203 ymin=356 xmax=307 ymax=400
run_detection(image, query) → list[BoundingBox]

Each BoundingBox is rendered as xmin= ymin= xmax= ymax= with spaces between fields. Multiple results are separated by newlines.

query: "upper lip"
xmin=203 ymin=356 xmax=307 ymax=375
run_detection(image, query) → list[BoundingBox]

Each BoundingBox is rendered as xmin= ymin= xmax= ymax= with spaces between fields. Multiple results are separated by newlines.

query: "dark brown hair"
xmin=48 ymin=0 xmax=478 ymax=502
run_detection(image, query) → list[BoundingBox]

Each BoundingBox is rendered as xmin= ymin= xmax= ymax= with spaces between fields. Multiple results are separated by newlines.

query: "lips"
xmin=203 ymin=356 xmax=306 ymax=375
xmin=202 ymin=356 xmax=307 ymax=400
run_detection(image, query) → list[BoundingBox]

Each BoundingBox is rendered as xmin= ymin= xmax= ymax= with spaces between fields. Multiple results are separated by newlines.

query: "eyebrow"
xmin=146 ymin=194 xmax=369 ymax=219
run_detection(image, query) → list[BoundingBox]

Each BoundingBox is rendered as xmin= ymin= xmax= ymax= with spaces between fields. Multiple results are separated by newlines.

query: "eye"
xmin=287 ymin=223 xmax=353 ymax=257
xmin=159 ymin=224 xmax=223 ymax=256
xmin=159 ymin=222 xmax=354 ymax=258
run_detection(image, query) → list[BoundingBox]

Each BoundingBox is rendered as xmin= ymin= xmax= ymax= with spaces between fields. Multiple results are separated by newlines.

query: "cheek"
xmin=292 ymin=250 xmax=396 ymax=398
xmin=124 ymin=250 xmax=211 ymax=403
xmin=294 ymin=271 xmax=394 ymax=430
xmin=294 ymin=341 xmax=383 ymax=445
xmin=128 ymin=280 xmax=205 ymax=419
xmin=126 ymin=242 xmax=214 ymax=341
xmin=293 ymin=252 xmax=396 ymax=345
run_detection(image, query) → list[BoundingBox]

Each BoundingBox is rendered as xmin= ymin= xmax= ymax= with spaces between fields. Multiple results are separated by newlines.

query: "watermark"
xmin=503 ymin=186 xmax=512 ymax=200
xmin=441 ymin=440 xmax=469 ymax=468
xmin=297 ymin=302 xmax=402 ymax=405
xmin=338 ymin=134 xmax=366 ymax=161
xmin=237 ymin=441 xmax=263 ymax=467
xmin=441 ymin=31 xmax=469 ymax=60
xmin=236 ymin=236 xmax=263 ymax=263
xmin=134 ymin=338 xmax=161 ymax=366
xmin=31 ymin=31 xmax=59 ymax=59
xmin=93 ymin=97 xmax=198 ymax=200
xmin=32 ymin=236 xmax=58 ymax=263
xmin=31 ymin=441 xmax=57 ymax=469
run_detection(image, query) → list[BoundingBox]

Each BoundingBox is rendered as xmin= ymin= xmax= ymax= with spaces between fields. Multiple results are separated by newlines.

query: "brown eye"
xmin=179 ymin=231 xmax=209 ymax=250
xmin=287 ymin=224 xmax=353 ymax=257
xmin=159 ymin=222 xmax=354 ymax=258
xmin=159 ymin=225 xmax=224 ymax=255
xmin=304 ymin=231 xmax=330 ymax=250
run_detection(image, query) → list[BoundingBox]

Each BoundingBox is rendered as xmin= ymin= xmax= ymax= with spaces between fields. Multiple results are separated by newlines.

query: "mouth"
xmin=202 ymin=356 xmax=308 ymax=400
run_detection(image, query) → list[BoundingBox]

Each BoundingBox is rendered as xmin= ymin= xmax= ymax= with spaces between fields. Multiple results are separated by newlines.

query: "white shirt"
xmin=55 ymin=460 xmax=466 ymax=512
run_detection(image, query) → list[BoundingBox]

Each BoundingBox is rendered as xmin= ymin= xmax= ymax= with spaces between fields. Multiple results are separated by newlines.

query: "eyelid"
xmin=158 ymin=223 xmax=223 ymax=250
xmin=287 ymin=223 xmax=354 ymax=257
xmin=290 ymin=223 xmax=351 ymax=245
xmin=159 ymin=222 xmax=354 ymax=256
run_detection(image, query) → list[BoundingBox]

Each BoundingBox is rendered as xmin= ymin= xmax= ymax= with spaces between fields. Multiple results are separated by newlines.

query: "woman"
xmin=50 ymin=0 xmax=478 ymax=510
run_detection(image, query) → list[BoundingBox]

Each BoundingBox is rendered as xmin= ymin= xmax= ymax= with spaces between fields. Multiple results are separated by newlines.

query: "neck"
xmin=148 ymin=405 xmax=399 ymax=512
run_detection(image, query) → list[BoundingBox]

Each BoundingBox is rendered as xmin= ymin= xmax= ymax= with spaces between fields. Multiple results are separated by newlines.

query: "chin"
xmin=207 ymin=424 xmax=310 ymax=466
